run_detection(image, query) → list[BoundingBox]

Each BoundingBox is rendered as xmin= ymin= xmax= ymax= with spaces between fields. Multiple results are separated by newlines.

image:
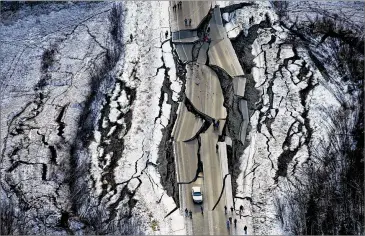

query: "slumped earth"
xmin=0 ymin=1 xmax=363 ymax=235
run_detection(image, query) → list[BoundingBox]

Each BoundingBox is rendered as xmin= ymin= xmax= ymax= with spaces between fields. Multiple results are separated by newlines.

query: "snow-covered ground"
xmin=1 ymin=2 xmax=115 ymax=234
xmin=1 ymin=1 xmax=362 ymax=234
xmin=92 ymin=1 xmax=185 ymax=234
xmin=223 ymin=1 xmax=363 ymax=235
xmin=0 ymin=1 xmax=185 ymax=234
xmin=285 ymin=1 xmax=364 ymax=33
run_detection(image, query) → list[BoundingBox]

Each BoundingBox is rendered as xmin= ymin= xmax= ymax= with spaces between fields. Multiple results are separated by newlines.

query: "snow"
xmin=0 ymin=2 xmax=120 ymax=233
xmin=224 ymin=1 xmax=278 ymax=38
xmin=225 ymin=21 xmax=241 ymax=39
xmin=222 ymin=12 xmax=230 ymax=22
xmin=285 ymin=1 xmax=364 ymax=33
xmin=308 ymin=82 xmax=341 ymax=143
xmin=2 ymin=0 xmax=359 ymax=234
xmin=279 ymin=46 xmax=294 ymax=59
xmin=216 ymin=1 xmax=234 ymax=8
xmin=109 ymin=108 xmax=121 ymax=123
xmin=100 ymin=1 xmax=185 ymax=234
xmin=226 ymin=1 xmax=352 ymax=234
xmin=1 ymin=1 xmax=186 ymax=234
xmin=163 ymin=40 xmax=181 ymax=102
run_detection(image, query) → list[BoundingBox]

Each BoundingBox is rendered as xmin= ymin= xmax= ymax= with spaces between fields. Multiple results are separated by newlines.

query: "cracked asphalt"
xmin=169 ymin=2 xmax=246 ymax=235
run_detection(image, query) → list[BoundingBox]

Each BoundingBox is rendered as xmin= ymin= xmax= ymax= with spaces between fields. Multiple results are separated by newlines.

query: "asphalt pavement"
xmin=186 ymin=64 xmax=227 ymax=120
xmin=169 ymin=1 xmax=246 ymax=235
xmin=170 ymin=1 xmax=214 ymax=32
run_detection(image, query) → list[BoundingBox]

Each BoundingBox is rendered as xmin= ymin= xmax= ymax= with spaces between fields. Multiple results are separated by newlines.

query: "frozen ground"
xmin=1 ymin=1 xmax=184 ymax=234
xmin=93 ymin=1 xmax=185 ymax=234
xmin=1 ymin=2 xmax=115 ymax=234
xmin=223 ymin=1 xmax=363 ymax=235
xmin=1 ymin=1 xmax=362 ymax=235
xmin=285 ymin=1 xmax=364 ymax=32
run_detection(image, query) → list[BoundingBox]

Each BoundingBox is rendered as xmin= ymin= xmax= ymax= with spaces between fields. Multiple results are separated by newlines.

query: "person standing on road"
xmin=165 ymin=30 xmax=168 ymax=39
xmin=230 ymin=206 xmax=234 ymax=214
xmin=189 ymin=210 xmax=192 ymax=219
xmin=229 ymin=217 xmax=232 ymax=224
xmin=184 ymin=19 xmax=188 ymax=26
xmin=240 ymin=205 xmax=244 ymax=212
xmin=200 ymin=206 xmax=204 ymax=215
xmin=234 ymin=218 xmax=237 ymax=228
xmin=185 ymin=208 xmax=188 ymax=217
xmin=189 ymin=18 xmax=192 ymax=26
xmin=224 ymin=205 xmax=227 ymax=214
xmin=226 ymin=220 xmax=230 ymax=229
xmin=244 ymin=225 xmax=247 ymax=234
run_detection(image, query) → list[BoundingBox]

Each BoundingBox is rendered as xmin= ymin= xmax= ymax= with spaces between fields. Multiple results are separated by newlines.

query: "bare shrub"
xmin=274 ymin=14 xmax=363 ymax=233
xmin=67 ymin=3 xmax=129 ymax=234
xmin=276 ymin=102 xmax=364 ymax=235
xmin=41 ymin=46 xmax=56 ymax=72
xmin=0 ymin=200 xmax=15 ymax=235
xmin=271 ymin=1 xmax=289 ymax=20
xmin=113 ymin=218 xmax=146 ymax=235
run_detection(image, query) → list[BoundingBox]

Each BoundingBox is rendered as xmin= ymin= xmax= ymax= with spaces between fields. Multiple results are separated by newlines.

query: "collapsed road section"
xmin=167 ymin=1 xmax=250 ymax=234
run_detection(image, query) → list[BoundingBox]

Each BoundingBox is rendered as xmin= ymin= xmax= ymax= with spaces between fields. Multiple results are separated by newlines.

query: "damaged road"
xmin=168 ymin=2 xmax=245 ymax=235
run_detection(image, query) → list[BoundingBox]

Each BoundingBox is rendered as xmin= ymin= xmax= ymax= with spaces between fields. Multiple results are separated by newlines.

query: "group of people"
xmin=185 ymin=206 xmax=204 ymax=219
xmin=172 ymin=1 xmax=182 ymax=11
xmin=226 ymin=216 xmax=237 ymax=227
xmin=184 ymin=18 xmax=192 ymax=27
xmin=172 ymin=2 xmax=193 ymax=27
xmin=224 ymin=205 xmax=234 ymax=214
xmin=184 ymin=205 xmax=248 ymax=233
xmin=184 ymin=208 xmax=192 ymax=219
xmin=225 ymin=205 xmax=248 ymax=234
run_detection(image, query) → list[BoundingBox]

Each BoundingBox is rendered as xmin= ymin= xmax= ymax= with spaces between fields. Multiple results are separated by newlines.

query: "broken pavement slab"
xmin=209 ymin=38 xmax=245 ymax=77
xmin=208 ymin=6 xmax=226 ymax=44
xmin=175 ymin=43 xmax=194 ymax=62
xmin=239 ymin=99 xmax=249 ymax=145
xmin=185 ymin=64 xmax=227 ymax=120
xmin=172 ymin=102 xmax=204 ymax=142
xmin=174 ymin=140 xmax=199 ymax=184
xmin=233 ymin=76 xmax=247 ymax=97
xmin=197 ymin=42 xmax=209 ymax=65
xmin=172 ymin=30 xmax=199 ymax=43
xmin=207 ymin=5 xmax=244 ymax=78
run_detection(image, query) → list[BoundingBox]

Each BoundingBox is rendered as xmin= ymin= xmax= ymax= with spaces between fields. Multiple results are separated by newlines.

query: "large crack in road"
xmin=164 ymin=3 xmax=252 ymax=234
xmin=208 ymin=65 xmax=245 ymax=195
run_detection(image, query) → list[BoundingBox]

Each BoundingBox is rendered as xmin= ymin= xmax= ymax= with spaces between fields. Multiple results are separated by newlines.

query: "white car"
xmin=192 ymin=186 xmax=203 ymax=203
